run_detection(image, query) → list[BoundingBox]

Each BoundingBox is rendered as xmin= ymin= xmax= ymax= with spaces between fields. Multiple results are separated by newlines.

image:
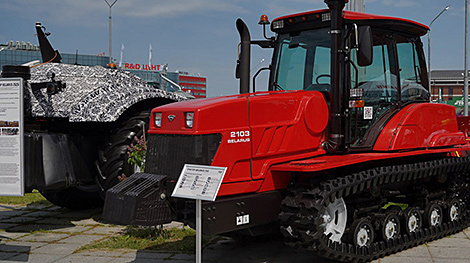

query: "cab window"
xmin=396 ymin=39 xmax=429 ymax=102
xmin=273 ymin=28 xmax=331 ymax=92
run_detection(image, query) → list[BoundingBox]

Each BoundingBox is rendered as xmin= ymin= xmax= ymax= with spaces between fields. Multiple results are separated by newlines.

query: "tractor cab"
xmin=267 ymin=9 xmax=430 ymax=150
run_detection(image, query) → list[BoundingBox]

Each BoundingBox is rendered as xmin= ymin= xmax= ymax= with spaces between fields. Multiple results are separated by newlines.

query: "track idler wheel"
xmin=425 ymin=202 xmax=443 ymax=227
xmin=381 ymin=212 xmax=400 ymax=241
xmin=403 ymin=207 xmax=422 ymax=233
xmin=351 ymin=218 xmax=374 ymax=247
xmin=322 ymin=197 xmax=348 ymax=242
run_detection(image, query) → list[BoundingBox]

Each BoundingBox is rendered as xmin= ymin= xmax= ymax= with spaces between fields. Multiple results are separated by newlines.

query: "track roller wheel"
xmin=403 ymin=207 xmax=422 ymax=233
xmin=381 ymin=212 xmax=400 ymax=241
xmin=446 ymin=198 xmax=461 ymax=222
xmin=425 ymin=202 xmax=443 ymax=227
xmin=351 ymin=218 xmax=374 ymax=248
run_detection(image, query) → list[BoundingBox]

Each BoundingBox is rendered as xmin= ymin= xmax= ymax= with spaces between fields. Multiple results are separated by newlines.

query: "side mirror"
xmin=357 ymin=26 xmax=373 ymax=67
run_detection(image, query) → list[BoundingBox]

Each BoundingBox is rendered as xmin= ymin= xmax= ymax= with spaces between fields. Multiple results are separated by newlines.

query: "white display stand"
xmin=172 ymin=164 xmax=227 ymax=263
xmin=0 ymin=78 xmax=24 ymax=196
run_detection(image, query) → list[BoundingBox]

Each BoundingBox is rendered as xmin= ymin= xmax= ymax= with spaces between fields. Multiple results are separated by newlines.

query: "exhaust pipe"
xmin=323 ymin=0 xmax=346 ymax=153
xmin=236 ymin=19 xmax=251 ymax=94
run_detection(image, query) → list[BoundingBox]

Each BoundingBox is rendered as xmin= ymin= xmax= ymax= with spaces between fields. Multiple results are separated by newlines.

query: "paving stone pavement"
xmin=0 ymin=203 xmax=470 ymax=262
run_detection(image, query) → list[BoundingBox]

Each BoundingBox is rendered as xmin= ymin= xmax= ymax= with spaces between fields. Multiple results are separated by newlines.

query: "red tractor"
xmin=104 ymin=0 xmax=470 ymax=261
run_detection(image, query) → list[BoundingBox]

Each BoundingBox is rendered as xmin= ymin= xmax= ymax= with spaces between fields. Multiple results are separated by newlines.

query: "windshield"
xmin=273 ymin=28 xmax=331 ymax=92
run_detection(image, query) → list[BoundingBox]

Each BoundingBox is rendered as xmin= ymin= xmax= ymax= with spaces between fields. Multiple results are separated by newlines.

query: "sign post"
xmin=196 ymin=199 xmax=202 ymax=263
xmin=0 ymin=78 xmax=24 ymax=196
xmin=172 ymin=164 xmax=227 ymax=263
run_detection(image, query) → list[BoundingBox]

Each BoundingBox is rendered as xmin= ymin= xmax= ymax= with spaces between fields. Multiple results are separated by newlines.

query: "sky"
xmin=0 ymin=0 xmax=466 ymax=97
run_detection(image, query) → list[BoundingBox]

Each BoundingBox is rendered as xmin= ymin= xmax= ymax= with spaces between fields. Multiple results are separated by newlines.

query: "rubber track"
xmin=280 ymin=156 xmax=470 ymax=262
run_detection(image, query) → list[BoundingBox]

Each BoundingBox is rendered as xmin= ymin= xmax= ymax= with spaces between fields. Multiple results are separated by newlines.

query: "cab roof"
xmin=272 ymin=9 xmax=429 ymax=36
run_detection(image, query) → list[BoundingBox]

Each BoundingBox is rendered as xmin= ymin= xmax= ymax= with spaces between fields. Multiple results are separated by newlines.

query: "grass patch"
xmin=79 ymin=226 xmax=222 ymax=253
xmin=0 ymin=190 xmax=50 ymax=206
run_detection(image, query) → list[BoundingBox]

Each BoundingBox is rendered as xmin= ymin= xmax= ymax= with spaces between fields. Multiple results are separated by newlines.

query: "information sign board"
xmin=171 ymin=164 xmax=227 ymax=263
xmin=171 ymin=164 xmax=226 ymax=201
xmin=0 ymin=78 xmax=24 ymax=196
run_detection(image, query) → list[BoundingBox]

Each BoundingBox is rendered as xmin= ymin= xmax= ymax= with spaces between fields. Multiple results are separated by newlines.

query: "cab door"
xmin=347 ymin=32 xmax=429 ymax=150
xmin=347 ymin=32 xmax=399 ymax=149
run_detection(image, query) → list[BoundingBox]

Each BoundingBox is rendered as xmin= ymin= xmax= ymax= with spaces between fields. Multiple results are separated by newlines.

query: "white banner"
xmin=0 ymin=78 xmax=24 ymax=196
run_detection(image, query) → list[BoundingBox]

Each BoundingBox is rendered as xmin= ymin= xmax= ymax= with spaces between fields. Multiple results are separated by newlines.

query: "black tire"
xmin=96 ymin=110 xmax=150 ymax=192
xmin=41 ymin=185 xmax=103 ymax=210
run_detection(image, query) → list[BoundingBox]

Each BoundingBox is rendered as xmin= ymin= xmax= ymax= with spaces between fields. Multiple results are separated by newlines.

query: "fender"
xmin=374 ymin=103 xmax=466 ymax=151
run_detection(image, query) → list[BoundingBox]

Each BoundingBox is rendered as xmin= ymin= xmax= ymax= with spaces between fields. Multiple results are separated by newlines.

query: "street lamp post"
xmin=428 ymin=5 xmax=450 ymax=101
xmin=104 ymin=0 xmax=118 ymax=65
xmin=465 ymin=0 xmax=469 ymax=116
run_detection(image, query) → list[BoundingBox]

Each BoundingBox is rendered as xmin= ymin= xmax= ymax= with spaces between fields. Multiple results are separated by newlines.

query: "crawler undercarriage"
xmin=280 ymin=155 xmax=470 ymax=262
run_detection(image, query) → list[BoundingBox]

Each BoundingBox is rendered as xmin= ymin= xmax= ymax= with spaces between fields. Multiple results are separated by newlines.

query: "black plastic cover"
xmin=103 ymin=173 xmax=172 ymax=226
xmin=1 ymin=65 xmax=31 ymax=80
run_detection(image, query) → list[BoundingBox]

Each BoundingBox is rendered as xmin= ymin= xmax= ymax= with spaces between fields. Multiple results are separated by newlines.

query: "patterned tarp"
xmin=27 ymin=63 xmax=188 ymax=122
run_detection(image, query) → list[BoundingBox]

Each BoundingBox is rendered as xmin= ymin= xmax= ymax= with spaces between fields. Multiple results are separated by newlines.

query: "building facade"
xmin=179 ymin=73 xmax=207 ymax=98
xmin=0 ymin=41 xmax=109 ymax=69
xmin=0 ymin=41 xmax=207 ymax=98
xmin=430 ymin=70 xmax=465 ymax=104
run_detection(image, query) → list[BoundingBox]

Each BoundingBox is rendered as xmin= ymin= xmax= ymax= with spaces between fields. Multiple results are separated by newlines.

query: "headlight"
xmin=154 ymin=112 xmax=162 ymax=128
xmin=185 ymin=112 xmax=194 ymax=128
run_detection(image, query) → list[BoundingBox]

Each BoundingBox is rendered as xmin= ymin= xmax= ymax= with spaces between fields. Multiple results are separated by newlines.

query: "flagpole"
xmin=119 ymin=43 xmax=124 ymax=68
xmin=149 ymin=44 xmax=153 ymax=67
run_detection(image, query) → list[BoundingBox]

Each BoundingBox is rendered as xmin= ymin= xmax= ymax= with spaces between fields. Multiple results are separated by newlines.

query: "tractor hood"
xmin=149 ymin=93 xmax=251 ymax=134
xmin=147 ymin=89 xmax=329 ymax=192
xmin=149 ymin=89 xmax=329 ymax=148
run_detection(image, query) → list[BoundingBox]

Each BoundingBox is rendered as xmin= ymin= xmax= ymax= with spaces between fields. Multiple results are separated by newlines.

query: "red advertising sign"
xmin=123 ymin=63 xmax=163 ymax=71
